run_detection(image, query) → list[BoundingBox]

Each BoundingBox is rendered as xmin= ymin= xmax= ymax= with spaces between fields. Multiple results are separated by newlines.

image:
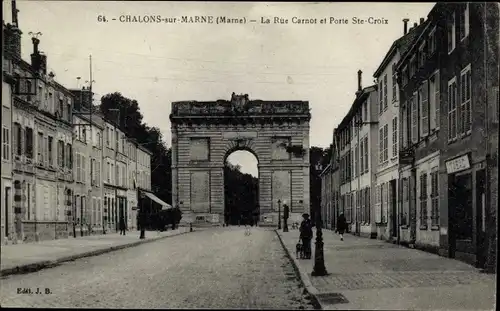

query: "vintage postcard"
xmin=1 ymin=1 xmax=498 ymax=309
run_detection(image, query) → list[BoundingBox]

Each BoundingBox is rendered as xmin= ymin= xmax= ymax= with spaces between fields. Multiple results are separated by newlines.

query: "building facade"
xmin=6 ymin=30 xmax=74 ymax=243
xmin=397 ymin=3 xmax=499 ymax=271
xmin=1 ymin=32 xmax=15 ymax=243
xmin=336 ymin=72 xmax=378 ymax=238
xmin=373 ymin=19 xmax=425 ymax=242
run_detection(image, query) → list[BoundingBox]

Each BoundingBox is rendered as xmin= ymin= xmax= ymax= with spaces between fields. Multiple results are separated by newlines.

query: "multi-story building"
xmin=126 ymin=138 xmax=138 ymax=230
xmin=70 ymin=87 xmax=105 ymax=236
xmin=103 ymin=119 xmax=118 ymax=232
xmin=1 ymin=25 xmax=15 ymax=243
xmin=336 ymin=71 xmax=378 ymax=238
xmin=330 ymin=129 xmax=341 ymax=231
xmin=337 ymin=117 xmax=351 ymax=233
xmin=5 ymin=24 xmax=74 ymax=243
xmin=397 ymin=3 xmax=499 ymax=271
xmin=372 ymin=19 xmax=425 ymax=242
xmin=135 ymin=143 xmax=155 ymax=228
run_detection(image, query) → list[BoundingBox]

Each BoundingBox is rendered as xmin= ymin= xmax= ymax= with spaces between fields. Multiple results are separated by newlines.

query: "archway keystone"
xmin=170 ymin=93 xmax=311 ymax=226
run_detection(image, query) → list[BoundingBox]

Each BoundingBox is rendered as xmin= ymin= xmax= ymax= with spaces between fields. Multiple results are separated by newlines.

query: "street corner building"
xmin=169 ymin=93 xmax=311 ymax=227
xmin=396 ymin=2 xmax=499 ymax=272
xmin=3 ymin=22 xmax=74 ymax=243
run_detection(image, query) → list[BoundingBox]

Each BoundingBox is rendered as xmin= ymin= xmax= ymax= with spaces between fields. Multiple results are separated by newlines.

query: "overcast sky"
xmin=3 ymin=1 xmax=435 ymax=176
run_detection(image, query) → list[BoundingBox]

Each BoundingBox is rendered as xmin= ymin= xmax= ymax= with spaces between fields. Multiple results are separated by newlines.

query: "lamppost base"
xmin=283 ymin=226 xmax=289 ymax=232
xmin=311 ymin=268 xmax=329 ymax=277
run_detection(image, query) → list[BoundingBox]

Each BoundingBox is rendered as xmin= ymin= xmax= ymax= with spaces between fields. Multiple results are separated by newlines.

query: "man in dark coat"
xmin=119 ymin=216 xmax=126 ymax=235
xmin=299 ymin=213 xmax=313 ymax=259
xmin=336 ymin=213 xmax=348 ymax=241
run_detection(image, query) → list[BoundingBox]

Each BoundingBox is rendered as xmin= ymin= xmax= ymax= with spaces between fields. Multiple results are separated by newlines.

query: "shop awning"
xmin=144 ymin=192 xmax=172 ymax=210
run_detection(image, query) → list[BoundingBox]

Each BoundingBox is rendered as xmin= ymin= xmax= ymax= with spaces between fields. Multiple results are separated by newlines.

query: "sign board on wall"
xmin=445 ymin=154 xmax=470 ymax=174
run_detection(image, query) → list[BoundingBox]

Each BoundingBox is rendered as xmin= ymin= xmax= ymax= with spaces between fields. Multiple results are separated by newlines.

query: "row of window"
xmin=17 ymin=78 xmax=73 ymax=123
xmin=399 ymin=171 xmax=440 ymax=227
xmin=401 ymin=4 xmax=469 ymax=87
xmin=378 ymin=117 xmax=399 ymax=164
xmin=401 ymin=65 xmax=472 ymax=148
xmin=73 ymin=196 xmax=133 ymax=227
xmin=334 ymin=170 xmax=440 ymax=228
xmin=8 ymin=123 xmax=73 ymax=169
xmin=103 ymin=158 xmax=150 ymax=189
xmin=341 ymin=187 xmax=371 ymax=224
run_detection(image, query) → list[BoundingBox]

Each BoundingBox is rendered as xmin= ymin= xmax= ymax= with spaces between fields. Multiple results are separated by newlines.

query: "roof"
xmin=337 ymin=85 xmax=377 ymax=130
xmin=373 ymin=22 xmax=429 ymax=77
xmin=396 ymin=20 xmax=431 ymax=70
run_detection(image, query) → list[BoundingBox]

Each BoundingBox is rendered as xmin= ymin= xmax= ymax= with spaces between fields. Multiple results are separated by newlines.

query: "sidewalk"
xmin=277 ymin=229 xmax=496 ymax=310
xmin=1 ymin=227 xmax=190 ymax=277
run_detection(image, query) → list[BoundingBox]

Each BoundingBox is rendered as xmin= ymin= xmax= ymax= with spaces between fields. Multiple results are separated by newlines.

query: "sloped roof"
xmin=373 ymin=22 xmax=428 ymax=77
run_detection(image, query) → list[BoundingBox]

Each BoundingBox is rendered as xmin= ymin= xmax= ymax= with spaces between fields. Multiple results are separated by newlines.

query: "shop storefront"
xmin=445 ymin=153 xmax=488 ymax=268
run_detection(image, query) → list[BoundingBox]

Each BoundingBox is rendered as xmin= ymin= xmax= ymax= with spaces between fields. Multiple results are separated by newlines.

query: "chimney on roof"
xmin=413 ymin=22 xmax=418 ymax=28
xmin=30 ymin=35 xmax=47 ymax=75
xmin=420 ymin=17 xmax=425 ymax=25
xmin=12 ymin=0 xmax=19 ymax=28
xmin=32 ymin=37 xmax=40 ymax=55
xmin=403 ymin=18 xmax=410 ymax=35
xmin=356 ymin=70 xmax=363 ymax=96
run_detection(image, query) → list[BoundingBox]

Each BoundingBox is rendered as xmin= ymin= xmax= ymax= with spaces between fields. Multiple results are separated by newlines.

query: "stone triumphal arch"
xmin=170 ymin=93 xmax=311 ymax=226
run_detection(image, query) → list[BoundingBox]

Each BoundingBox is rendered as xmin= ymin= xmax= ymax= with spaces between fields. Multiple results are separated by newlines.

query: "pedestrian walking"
xmin=119 ymin=216 xmax=126 ymax=235
xmin=299 ymin=213 xmax=313 ymax=259
xmin=336 ymin=213 xmax=347 ymax=241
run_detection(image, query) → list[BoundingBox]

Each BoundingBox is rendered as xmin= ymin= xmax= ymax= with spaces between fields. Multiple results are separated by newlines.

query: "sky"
xmin=3 ymin=1 xmax=435 ymax=177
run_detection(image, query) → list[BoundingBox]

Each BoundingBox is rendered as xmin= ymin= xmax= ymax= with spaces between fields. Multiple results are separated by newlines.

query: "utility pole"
xmin=88 ymin=55 xmax=94 ymax=235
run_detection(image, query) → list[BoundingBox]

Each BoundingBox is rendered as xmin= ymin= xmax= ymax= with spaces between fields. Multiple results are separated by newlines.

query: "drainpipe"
xmin=482 ymin=2 xmax=493 ymax=272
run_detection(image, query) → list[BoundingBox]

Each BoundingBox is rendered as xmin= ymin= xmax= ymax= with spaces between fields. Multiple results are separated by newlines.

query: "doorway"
xmin=390 ymin=180 xmax=397 ymax=238
xmin=448 ymin=172 xmax=473 ymax=258
xmin=4 ymin=187 xmax=11 ymax=238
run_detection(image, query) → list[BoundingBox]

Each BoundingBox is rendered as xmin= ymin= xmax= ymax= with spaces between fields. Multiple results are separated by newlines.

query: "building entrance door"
xmin=390 ymin=180 xmax=397 ymax=238
xmin=448 ymin=172 xmax=473 ymax=259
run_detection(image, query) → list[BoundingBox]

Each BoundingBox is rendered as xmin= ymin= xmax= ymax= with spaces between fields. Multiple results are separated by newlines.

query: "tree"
xmin=223 ymin=164 xmax=258 ymax=225
xmin=99 ymin=92 xmax=172 ymax=206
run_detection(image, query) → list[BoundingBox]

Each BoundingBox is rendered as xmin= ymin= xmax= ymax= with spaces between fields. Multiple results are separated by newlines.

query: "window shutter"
xmin=435 ymin=71 xmax=440 ymax=128
xmin=384 ymin=124 xmax=389 ymax=162
xmin=384 ymin=75 xmax=388 ymax=109
xmin=379 ymin=128 xmax=384 ymax=163
xmin=421 ymin=81 xmax=429 ymax=136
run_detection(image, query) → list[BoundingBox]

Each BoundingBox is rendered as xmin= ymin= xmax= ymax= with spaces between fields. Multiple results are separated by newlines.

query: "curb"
xmin=274 ymin=230 xmax=324 ymax=310
xmin=1 ymin=228 xmax=191 ymax=277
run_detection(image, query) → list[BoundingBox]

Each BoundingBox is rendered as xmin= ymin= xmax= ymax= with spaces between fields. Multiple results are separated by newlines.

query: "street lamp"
xmin=312 ymin=162 xmax=328 ymax=277
xmin=139 ymin=191 xmax=146 ymax=239
xmin=277 ymin=199 xmax=282 ymax=230
xmin=283 ymin=201 xmax=289 ymax=232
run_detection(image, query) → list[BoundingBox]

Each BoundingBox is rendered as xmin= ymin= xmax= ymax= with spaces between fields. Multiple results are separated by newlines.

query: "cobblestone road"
xmin=0 ymin=227 xmax=314 ymax=309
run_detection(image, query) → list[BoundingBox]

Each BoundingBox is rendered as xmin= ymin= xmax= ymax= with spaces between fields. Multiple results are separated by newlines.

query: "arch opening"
xmin=223 ymin=149 xmax=259 ymax=226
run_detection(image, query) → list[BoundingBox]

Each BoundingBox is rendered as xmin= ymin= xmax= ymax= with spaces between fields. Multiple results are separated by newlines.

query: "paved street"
xmin=278 ymin=229 xmax=496 ymax=310
xmin=1 ymin=227 xmax=315 ymax=309
xmin=1 ymin=228 xmax=189 ymax=274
